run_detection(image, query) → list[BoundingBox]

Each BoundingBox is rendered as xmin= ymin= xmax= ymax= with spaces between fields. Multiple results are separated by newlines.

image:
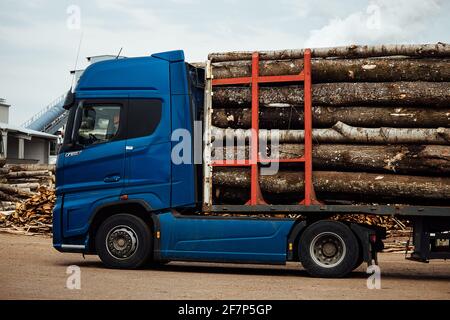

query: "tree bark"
xmin=0 ymin=184 xmax=34 ymax=197
xmin=212 ymin=82 xmax=450 ymax=107
xmin=213 ymin=144 xmax=450 ymax=174
xmin=212 ymin=168 xmax=450 ymax=200
xmin=0 ymin=191 xmax=21 ymax=202
xmin=5 ymin=178 xmax=41 ymax=184
xmin=208 ymin=43 xmax=450 ymax=62
xmin=8 ymin=183 xmax=40 ymax=190
xmin=212 ymin=107 xmax=450 ymax=129
xmin=5 ymin=171 xmax=50 ymax=179
xmin=5 ymin=164 xmax=55 ymax=172
xmin=212 ymin=58 xmax=450 ymax=82
xmin=211 ymin=124 xmax=450 ymax=144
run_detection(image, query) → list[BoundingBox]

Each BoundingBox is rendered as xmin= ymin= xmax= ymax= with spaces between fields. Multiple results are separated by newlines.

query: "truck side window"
xmin=127 ymin=99 xmax=162 ymax=139
xmin=77 ymin=105 xmax=121 ymax=146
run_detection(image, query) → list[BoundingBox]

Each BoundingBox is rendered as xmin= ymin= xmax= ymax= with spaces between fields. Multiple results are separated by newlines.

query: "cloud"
xmin=305 ymin=0 xmax=444 ymax=47
xmin=1 ymin=0 xmax=449 ymax=126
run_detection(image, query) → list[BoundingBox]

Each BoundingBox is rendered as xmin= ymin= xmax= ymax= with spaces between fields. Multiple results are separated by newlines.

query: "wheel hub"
xmin=106 ymin=226 xmax=138 ymax=260
xmin=322 ymin=242 xmax=338 ymax=257
xmin=310 ymin=232 xmax=346 ymax=268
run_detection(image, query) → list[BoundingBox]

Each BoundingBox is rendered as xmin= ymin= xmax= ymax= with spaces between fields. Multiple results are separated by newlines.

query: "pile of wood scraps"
xmin=0 ymin=164 xmax=55 ymax=235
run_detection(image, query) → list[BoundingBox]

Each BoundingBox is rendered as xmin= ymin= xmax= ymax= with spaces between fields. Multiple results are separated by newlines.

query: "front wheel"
xmin=95 ymin=214 xmax=153 ymax=269
xmin=299 ymin=220 xmax=359 ymax=278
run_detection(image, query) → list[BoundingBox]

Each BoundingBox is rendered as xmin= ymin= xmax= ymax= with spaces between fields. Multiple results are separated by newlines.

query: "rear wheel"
xmin=95 ymin=214 xmax=152 ymax=269
xmin=353 ymin=252 xmax=365 ymax=270
xmin=299 ymin=220 xmax=359 ymax=278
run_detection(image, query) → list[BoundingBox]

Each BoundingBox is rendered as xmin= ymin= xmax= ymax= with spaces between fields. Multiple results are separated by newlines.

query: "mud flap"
xmin=350 ymin=223 xmax=386 ymax=265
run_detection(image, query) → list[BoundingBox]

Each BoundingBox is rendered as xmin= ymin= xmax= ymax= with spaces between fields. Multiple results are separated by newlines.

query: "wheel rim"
xmin=106 ymin=225 xmax=139 ymax=260
xmin=310 ymin=232 xmax=346 ymax=268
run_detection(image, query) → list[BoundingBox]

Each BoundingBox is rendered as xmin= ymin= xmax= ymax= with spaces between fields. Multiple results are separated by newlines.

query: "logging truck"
xmin=53 ymin=47 xmax=450 ymax=278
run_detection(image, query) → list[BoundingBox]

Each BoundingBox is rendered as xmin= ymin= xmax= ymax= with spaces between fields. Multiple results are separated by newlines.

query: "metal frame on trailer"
xmin=204 ymin=49 xmax=318 ymax=209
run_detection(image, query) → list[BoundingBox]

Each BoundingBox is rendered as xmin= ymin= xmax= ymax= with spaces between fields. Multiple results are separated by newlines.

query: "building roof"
xmin=0 ymin=122 xmax=57 ymax=140
xmin=0 ymin=98 xmax=10 ymax=107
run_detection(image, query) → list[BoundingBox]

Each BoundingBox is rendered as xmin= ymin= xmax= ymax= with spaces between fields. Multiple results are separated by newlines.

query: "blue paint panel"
xmin=158 ymin=212 xmax=294 ymax=263
xmin=52 ymin=194 xmax=63 ymax=247
xmin=152 ymin=50 xmax=185 ymax=63
xmin=60 ymin=138 xmax=126 ymax=237
xmin=171 ymin=94 xmax=196 ymax=207
xmin=124 ymin=140 xmax=172 ymax=211
xmin=169 ymin=60 xmax=197 ymax=207
xmin=77 ymin=57 xmax=170 ymax=93
xmin=62 ymin=191 xmax=121 ymax=237
xmin=170 ymin=61 xmax=189 ymax=95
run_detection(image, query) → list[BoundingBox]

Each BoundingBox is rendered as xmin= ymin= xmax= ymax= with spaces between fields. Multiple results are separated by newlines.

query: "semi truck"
xmin=53 ymin=49 xmax=450 ymax=278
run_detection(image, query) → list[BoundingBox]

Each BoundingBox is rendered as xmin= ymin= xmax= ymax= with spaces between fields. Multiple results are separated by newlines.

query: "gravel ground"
xmin=0 ymin=233 xmax=448 ymax=300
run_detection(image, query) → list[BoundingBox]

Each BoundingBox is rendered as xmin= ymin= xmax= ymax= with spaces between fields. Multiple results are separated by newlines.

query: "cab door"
xmin=122 ymin=98 xmax=172 ymax=210
xmin=61 ymin=99 xmax=127 ymax=237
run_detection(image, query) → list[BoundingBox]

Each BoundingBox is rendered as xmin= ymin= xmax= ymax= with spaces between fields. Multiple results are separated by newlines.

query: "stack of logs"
xmin=209 ymin=43 xmax=450 ymax=206
xmin=0 ymin=163 xmax=55 ymax=235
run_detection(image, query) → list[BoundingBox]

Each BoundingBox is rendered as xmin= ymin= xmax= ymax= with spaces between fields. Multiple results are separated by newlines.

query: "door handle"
xmin=104 ymin=175 xmax=121 ymax=183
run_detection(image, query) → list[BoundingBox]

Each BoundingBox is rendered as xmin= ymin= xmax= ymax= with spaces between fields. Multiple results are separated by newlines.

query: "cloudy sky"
xmin=0 ymin=0 xmax=449 ymax=125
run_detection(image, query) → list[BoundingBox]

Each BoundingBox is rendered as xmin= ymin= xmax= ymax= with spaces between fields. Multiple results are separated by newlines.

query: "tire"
xmin=353 ymin=253 xmax=365 ymax=271
xmin=95 ymin=214 xmax=153 ymax=269
xmin=299 ymin=220 xmax=359 ymax=278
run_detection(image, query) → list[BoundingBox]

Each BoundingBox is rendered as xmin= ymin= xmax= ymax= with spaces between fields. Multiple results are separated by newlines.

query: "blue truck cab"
xmin=53 ymin=50 xmax=393 ymax=277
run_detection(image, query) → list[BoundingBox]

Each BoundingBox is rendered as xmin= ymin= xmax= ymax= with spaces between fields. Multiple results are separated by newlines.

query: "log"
xmin=213 ymin=187 xmax=448 ymax=206
xmin=208 ymin=43 xmax=450 ymax=62
xmin=211 ymin=124 xmax=450 ymax=144
xmin=0 ymin=191 xmax=21 ymax=202
xmin=213 ymin=144 xmax=450 ymax=174
xmin=0 ymin=210 xmax=15 ymax=216
xmin=0 ymin=202 xmax=15 ymax=211
xmin=333 ymin=121 xmax=450 ymax=144
xmin=6 ymin=170 xmax=50 ymax=179
xmin=0 ymin=184 xmax=34 ymax=197
xmin=212 ymin=168 xmax=450 ymax=199
xmin=6 ymin=178 xmax=41 ymax=184
xmin=212 ymin=58 xmax=450 ymax=82
xmin=212 ymin=107 xmax=450 ymax=129
xmin=5 ymin=164 xmax=55 ymax=172
xmin=8 ymin=183 xmax=40 ymax=190
xmin=212 ymin=82 xmax=450 ymax=107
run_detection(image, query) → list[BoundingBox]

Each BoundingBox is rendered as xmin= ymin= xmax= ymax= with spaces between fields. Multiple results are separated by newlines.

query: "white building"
xmin=0 ymin=98 xmax=57 ymax=165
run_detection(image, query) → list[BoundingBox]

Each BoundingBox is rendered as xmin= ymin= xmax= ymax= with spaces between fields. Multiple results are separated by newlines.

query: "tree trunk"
xmin=212 ymin=58 xmax=450 ymax=82
xmin=212 ymin=107 xmax=450 ymax=129
xmin=0 ymin=184 xmax=34 ymax=197
xmin=6 ymin=178 xmax=41 ymax=184
xmin=8 ymin=183 xmax=40 ymax=190
xmin=212 ymin=82 xmax=450 ymax=107
xmin=208 ymin=43 xmax=450 ymax=62
xmin=212 ymin=168 xmax=450 ymax=199
xmin=5 ymin=171 xmax=50 ymax=179
xmin=213 ymin=144 xmax=450 ymax=174
xmin=211 ymin=124 xmax=450 ymax=144
xmin=0 ymin=191 xmax=21 ymax=202
xmin=5 ymin=164 xmax=55 ymax=172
